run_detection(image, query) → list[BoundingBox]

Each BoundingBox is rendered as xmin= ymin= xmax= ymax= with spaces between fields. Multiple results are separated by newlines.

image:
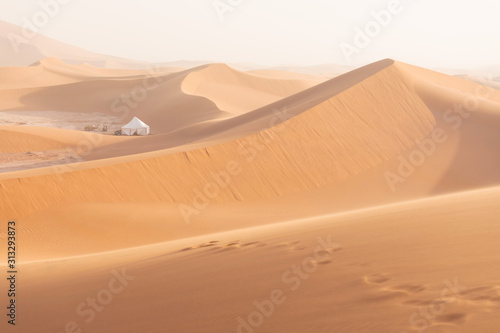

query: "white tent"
xmin=121 ymin=117 xmax=150 ymax=136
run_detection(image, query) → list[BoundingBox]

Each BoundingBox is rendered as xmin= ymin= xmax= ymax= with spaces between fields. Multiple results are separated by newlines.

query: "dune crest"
xmin=0 ymin=60 xmax=438 ymax=225
xmin=182 ymin=63 xmax=326 ymax=114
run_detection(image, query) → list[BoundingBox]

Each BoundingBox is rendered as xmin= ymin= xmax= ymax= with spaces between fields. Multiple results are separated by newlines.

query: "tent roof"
xmin=122 ymin=117 xmax=150 ymax=129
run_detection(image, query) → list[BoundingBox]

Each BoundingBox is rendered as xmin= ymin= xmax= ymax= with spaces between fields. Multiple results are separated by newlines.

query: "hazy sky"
xmin=1 ymin=0 xmax=499 ymax=68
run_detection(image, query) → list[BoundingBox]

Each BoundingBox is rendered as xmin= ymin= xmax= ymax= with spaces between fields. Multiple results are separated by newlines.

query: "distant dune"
xmin=182 ymin=63 xmax=326 ymax=114
xmin=0 ymin=58 xmax=326 ymax=137
xmin=0 ymin=20 xmax=147 ymax=68
xmin=1 ymin=58 xmax=500 ymax=261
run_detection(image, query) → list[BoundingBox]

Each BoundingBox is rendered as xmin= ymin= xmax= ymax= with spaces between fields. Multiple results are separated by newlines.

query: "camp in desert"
xmin=1 ymin=1 xmax=500 ymax=332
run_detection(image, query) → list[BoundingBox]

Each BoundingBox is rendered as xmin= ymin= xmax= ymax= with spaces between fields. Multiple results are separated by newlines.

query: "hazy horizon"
xmin=1 ymin=0 xmax=500 ymax=70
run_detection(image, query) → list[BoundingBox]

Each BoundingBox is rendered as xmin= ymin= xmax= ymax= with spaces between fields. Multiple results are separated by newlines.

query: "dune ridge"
xmin=1 ymin=58 xmax=500 ymax=266
xmin=1 ymin=60 xmax=499 ymax=243
xmin=0 ymin=55 xmax=499 ymax=333
xmin=2 ymin=16 xmax=500 ymax=333
xmin=0 ymin=59 xmax=439 ymax=221
xmin=0 ymin=60 xmax=325 ymax=136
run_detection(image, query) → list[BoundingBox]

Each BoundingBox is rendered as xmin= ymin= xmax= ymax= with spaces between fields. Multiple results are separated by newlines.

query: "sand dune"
xmin=9 ymin=185 xmax=500 ymax=333
xmin=1 ymin=59 xmax=500 ymax=261
xmin=0 ymin=59 xmax=435 ymax=222
xmin=0 ymin=59 xmax=324 ymax=136
xmin=0 ymin=126 xmax=67 ymax=152
xmin=1 ymin=51 xmax=500 ymax=332
xmin=0 ymin=20 xmax=148 ymax=68
xmin=0 ymin=57 xmax=179 ymax=90
xmin=182 ymin=63 xmax=326 ymax=114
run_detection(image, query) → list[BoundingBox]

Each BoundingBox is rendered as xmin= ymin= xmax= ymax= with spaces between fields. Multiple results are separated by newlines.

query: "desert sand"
xmin=1 ymin=22 xmax=500 ymax=333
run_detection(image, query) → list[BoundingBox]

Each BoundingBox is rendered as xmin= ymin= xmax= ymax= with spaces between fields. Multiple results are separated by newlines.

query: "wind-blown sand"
xmin=0 ymin=44 xmax=499 ymax=332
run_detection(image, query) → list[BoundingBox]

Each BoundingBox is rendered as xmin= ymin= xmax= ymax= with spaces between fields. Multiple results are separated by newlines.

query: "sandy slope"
xmin=182 ymin=63 xmax=326 ymax=114
xmin=1 ymin=59 xmax=499 ymax=259
xmin=0 ymin=59 xmax=324 ymax=136
xmin=0 ymin=56 xmax=500 ymax=332
xmin=3 ymin=186 xmax=500 ymax=333
xmin=0 ymin=59 xmax=437 ymax=223
xmin=0 ymin=126 xmax=66 ymax=152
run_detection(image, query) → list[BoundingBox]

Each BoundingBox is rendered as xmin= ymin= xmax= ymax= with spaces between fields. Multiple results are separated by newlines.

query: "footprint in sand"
xmin=180 ymin=239 xmax=272 ymax=255
xmin=241 ymin=241 xmax=267 ymax=248
xmin=407 ymin=313 xmax=468 ymax=333
xmin=178 ymin=241 xmax=220 ymax=252
xmin=460 ymin=285 xmax=500 ymax=301
xmin=216 ymin=240 xmax=271 ymax=252
xmin=364 ymin=273 xmax=391 ymax=285
xmin=288 ymin=241 xmax=306 ymax=251
xmin=434 ymin=312 xmax=468 ymax=325
xmin=386 ymin=284 xmax=427 ymax=295
xmin=314 ymin=258 xmax=333 ymax=265
xmin=215 ymin=241 xmax=243 ymax=252
xmin=403 ymin=284 xmax=500 ymax=308
xmin=457 ymin=284 xmax=500 ymax=312
xmin=364 ymin=273 xmax=426 ymax=294
xmin=363 ymin=274 xmax=427 ymax=304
